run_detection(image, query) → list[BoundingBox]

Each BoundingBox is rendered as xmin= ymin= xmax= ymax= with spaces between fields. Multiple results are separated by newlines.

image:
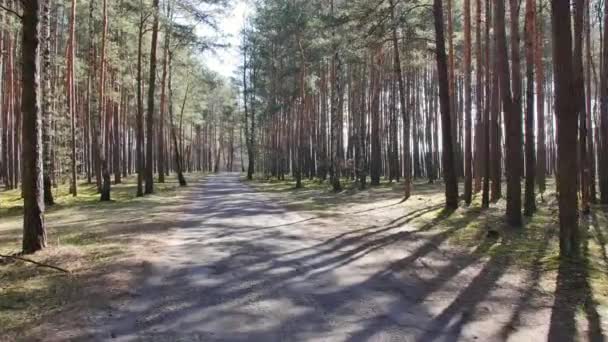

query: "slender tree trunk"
xmin=68 ymin=0 xmax=77 ymax=196
xmin=463 ymin=0 xmax=473 ymax=204
xmin=585 ymin=0 xmax=596 ymax=202
xmin=22 ymin=0 xmax=47 ymax=254
xmin=574 ymin=0 xmax=589 ymax=213
xmin=496 ymin=0 xmax=523 ymax=226
xmin=601 ymin=0 xmax=608 ymax=203
xmin=551 ymin=0 xmax=579 ymax=257
xmin=136 ymin=9 xmax=144 ymax=197
xmin=524 ymin=0 xmax=536 ymax=216
xmin=98 ymin=0 xmax=110 ymax=201
xmin=490 ymin=0 xmax=501 ymax=202
xmin=434 ymin=0 xmax=459 ymax=210
xmin=536 ymin=0 xmax=546 ymax=196
xmin=370 ymin=49 xmax=382 ymax=186
xmin=330 ymin=0 xmax=342 ymax=192
xmin=390 ymin=0 xmax=410 ymax=199
xmin=474 ymin=0 xmax=483 ymax=193
xmin=158 ymin=0 xmax=171 ymax=183
xmin=145 ymin=0 xmax=160 ymax=194
xmin=168 ymin=52 xmax=186 ymax=186
xmin=41 ymin=0 xmax=54 ymax=205
xmin=482 ymin=0 xmax=491 ymax=208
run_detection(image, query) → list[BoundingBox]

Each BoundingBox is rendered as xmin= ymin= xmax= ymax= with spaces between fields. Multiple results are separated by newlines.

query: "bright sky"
xmin=200 ymin=1 xmax=251 ymax=79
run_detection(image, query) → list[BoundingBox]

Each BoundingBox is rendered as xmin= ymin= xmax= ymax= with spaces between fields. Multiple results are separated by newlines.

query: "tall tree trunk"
xmin=370 ymin=49 xmax=382 ymax=186
xmin=490 ymin=0 xmax=501 ymax=202
xmin=481 ymin=0 xmax=491 ymax=208
xmin=98 ymin=0 xmax=110 ymax=201
xmin=330 ymin=0 xmax=342 ymax=192
xmin=496 ymin=0 xmax=523 ymax=226
xmin=168 ymin=52 xmax=187 ymax=186
xmin=145 ymin=0 xmax=160 ymax=194
xmin=22 ymin=0 xmax=47 ymax=254
xmin=41 ymin=0 xmax=54 ymax=205
xmin=474 ymin=0 xmax=483 ymax=193
xmin=463 ymin=0 xmax=473 ymax=204
xmin=136 ymin=8 xmax=144 ymax=197
xmin=601 ymin=0 xmax=608 ymax=203
xmin=68 ymin=0 xmax=77 ymax=196
xmin=551 ymin=0 xmax=579 ymax=257
xmin=536 ymin=0 xmax=546 ymax=196
xmin=390 ymin=0 xmax=410 ymax=199
xmin=158 ymin=0 xmax=171 ymax=183
xmin=574 ymin=0 xmax=589 ymax=213
xmin=524 ymin=0 xmax=536 ymax=216
xmin=585 ymin=0 xmax=596 ymax=202
xmin=434 ymin=0 xmax=459 ymax=210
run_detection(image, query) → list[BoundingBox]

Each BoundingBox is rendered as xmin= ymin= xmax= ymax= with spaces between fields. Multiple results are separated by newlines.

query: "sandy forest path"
xmin=87 ymin=173 xmax=560 ymax=342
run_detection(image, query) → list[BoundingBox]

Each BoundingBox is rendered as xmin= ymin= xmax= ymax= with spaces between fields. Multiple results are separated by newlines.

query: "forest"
xmin=241 ymin=0 xmax=606 ymax=258
xmin=1 ymin=0 xmax=608 ymax=340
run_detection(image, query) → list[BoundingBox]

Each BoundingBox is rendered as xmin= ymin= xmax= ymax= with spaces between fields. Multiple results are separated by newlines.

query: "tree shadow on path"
xmin=548 ymin=215 xmax=605 ymax=342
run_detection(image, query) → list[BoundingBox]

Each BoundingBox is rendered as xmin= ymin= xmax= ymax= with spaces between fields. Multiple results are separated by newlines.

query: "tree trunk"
xmin=169 ymin=52 xmax=187 ymax=186
xmin=41 ymin=0 xmax=54 ymax=206
xmin=524 ymin=0 xmax=536 ymax=216
xmin=330 ymin=0 xmax=342 ymax=192
xmin=21 ymin=0 xmax=47 ymax=254
xmin=136 ymin=9 xmax=144 ymax=197
xmin=463 ymin=0 xmax=473 ymax=204
xmin=98 ymin=0 xmax=111 ymax=201
xmin=145 ymin=0 xmax=160 ymax=194
xmin=536 ymin=0 xmax=546 ymax=196
xmin=601 ymin=0 xmax=608 ymax=203
xmin=574 ymin=0 xmax=589 ymax=213
xmin=68 ymin=0 xmax=77 ymax=196
xmin=158 ymin=0 xmax=171 ymax=183
xmin=496 ymin=0 xmax=523 ymax=226
xmin=390 ymin=0 xmax=410 ymax=199
xmin=370 ymin=49 xmax=382 ymax=186
xmin=551 ymin=0 xmax=579 ymax=257
xmin=433 ymin=0 xmax=459 ymax=210
xmin=481 ymin=0 xmax=491 ymax=208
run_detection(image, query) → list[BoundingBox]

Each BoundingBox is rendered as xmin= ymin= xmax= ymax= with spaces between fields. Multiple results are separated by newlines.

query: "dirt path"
xmin=85 ymin=173 xmax=564 ymax=341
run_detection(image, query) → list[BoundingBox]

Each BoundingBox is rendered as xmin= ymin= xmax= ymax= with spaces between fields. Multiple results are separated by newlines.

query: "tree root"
xmin=0 ymin=254 xmax=71 ymax=274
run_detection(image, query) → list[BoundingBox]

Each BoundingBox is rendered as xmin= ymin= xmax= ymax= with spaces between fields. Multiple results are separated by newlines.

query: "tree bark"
xmin=601 ymin=0 xmax=608 ymax=203
xmin=433 ymin=0 xmax=459 ymax=210
xmin=41 ymin=0 xmax=54 ymax=206
xmin=536 ymin=0 xmax=546 ymax=196
xmin=463 ymin=0 xmax=473 ymax=204
xmin=22 ymin=0 xmax=47 ymax=254
xmin=98 ymin=0 xmax=111 ymax=201
xmin=496 ymin=0 xmax=523 ymax=226
xmin=551 ymin=0 xmax=579 ymax=257
xmin=574 ymin=0 xmax=589 ymax=213
xmin=390 ymin=0 xmax=410 ymax=199
xmin=136 ymin=6 xmax=145 ymax=197
xmin=524 ymin=0 xmax=536 ymax=216
xmin=145 ymin=0 xmax=160 ymax=194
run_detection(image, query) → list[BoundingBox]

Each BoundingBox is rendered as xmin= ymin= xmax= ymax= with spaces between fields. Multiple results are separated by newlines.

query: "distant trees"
xmin=0 ymin=0 xmax=234 ymax=253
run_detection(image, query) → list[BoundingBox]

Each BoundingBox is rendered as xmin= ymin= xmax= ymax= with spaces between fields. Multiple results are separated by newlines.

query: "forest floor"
xmin=0 ymin=172 xmax=206 ymax=341
xmin=1 ymin=172 xmax=608 ymax=341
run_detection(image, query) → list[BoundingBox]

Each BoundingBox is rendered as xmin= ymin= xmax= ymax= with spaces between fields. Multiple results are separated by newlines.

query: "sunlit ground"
xmin=0 ymin=172 xmax=206 ymax=337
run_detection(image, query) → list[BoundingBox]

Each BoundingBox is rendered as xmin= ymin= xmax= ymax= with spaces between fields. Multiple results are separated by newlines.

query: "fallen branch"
xmin=0 ymin=254 xmax=71 ymax=274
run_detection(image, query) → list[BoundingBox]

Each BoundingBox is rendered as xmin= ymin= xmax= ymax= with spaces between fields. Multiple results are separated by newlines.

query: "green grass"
xmin=0 ymin=172 xmax=206 ymax=339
